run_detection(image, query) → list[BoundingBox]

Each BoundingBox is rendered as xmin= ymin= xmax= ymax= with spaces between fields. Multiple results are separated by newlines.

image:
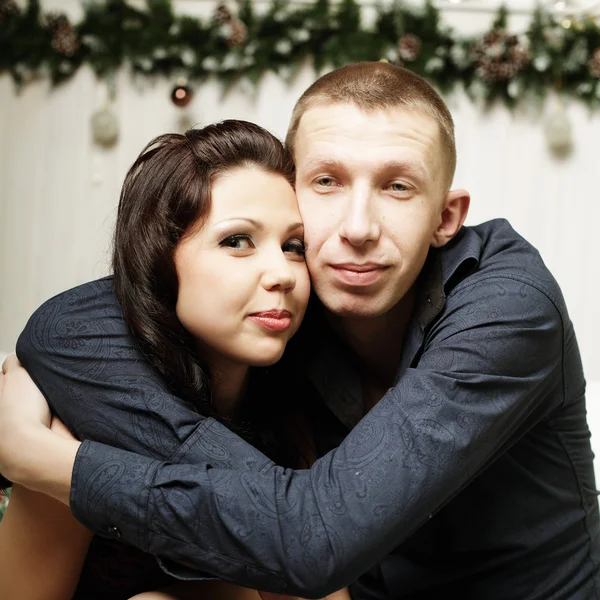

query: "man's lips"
xmin=331 ymin=262 xmax=387 ymax=272
xmin=248 ymin=310 xmax=292 ymax=332
xmin=329 ymin=263 xmax=389 ymax=286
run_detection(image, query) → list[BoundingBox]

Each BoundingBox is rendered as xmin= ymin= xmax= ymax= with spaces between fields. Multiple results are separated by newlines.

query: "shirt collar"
xmin=415 ymin=226 xmax=482 ymax=330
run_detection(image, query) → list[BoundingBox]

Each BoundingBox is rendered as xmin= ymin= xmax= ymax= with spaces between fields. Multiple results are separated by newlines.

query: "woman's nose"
xmin=261 ymin=251 xmax=297 ymax=293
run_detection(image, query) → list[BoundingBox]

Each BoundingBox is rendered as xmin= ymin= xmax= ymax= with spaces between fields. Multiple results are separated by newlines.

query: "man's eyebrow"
xmin=302 ymin=158 xmax=346 ymax=173
xmin=302 ymin=158 xmax=431 ymax=182
xmin=214 ymin=218 xmax=303 ymax=233
xmin=379 ymin=160 xmax=431 ymax=182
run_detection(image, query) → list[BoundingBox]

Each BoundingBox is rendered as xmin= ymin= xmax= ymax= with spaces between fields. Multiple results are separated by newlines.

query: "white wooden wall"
xmin=1 ymin=1 xmax=598 ymax=393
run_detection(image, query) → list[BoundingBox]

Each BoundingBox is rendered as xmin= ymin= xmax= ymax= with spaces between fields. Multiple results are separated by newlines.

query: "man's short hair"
xmin=286 ymin=61 xmax=457 ymax=190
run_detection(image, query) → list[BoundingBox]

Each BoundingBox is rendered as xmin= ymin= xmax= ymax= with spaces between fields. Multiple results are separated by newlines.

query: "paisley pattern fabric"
xmin=13 ymin=219 xmax=600 ymax=599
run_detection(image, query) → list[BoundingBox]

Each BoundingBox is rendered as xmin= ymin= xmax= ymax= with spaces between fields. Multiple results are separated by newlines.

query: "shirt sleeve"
xmin=15 ymin=277 xmax=206 ymax=458
xmin=69 ymin=277 xmax=567 ymax=597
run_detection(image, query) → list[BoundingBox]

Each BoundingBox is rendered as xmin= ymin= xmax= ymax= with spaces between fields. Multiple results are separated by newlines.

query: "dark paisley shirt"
xmin=7 ymin=219 xmax=599 ymax=599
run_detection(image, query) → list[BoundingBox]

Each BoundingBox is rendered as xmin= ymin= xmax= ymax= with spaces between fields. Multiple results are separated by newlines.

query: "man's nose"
xmin=338 ymin=188 xmax=380 ymax=246
xmin=261 ymin=249 xmax=297 ymax=292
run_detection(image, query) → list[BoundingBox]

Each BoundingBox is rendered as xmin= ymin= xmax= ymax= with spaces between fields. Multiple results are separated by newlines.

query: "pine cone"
xmin=227 ymin=19 xmax=247 ymax=48
xmin=472 ymin=29 xmax=529 ymax=82
xmin=589 ymin=48 xmax=600 ymax=78
xmin=213 ymin=2 xmax=232 ymax=25
xmin=51 ymin=25 xmax=80 ymax=57
xmin=0 ymin=0 xmax=19 ymax=23
xmin=397 ymin=34 xmax=422 ymax=62
xmin=43 ymin=11 xmax=69 ymax=31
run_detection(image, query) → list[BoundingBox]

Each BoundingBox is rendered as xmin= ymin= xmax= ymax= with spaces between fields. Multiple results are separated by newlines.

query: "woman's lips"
xmin=248 ymin=310 xmax=292 ymax=332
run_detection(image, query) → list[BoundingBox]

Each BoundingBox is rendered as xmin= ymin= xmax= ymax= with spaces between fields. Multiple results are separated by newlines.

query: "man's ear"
xmin=431 ymin=189 xmax=470 ymax=248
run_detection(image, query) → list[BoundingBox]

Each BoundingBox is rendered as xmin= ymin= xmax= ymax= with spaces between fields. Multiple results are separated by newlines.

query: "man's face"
xmin=294 ymin=102 xmax=451 ymax=319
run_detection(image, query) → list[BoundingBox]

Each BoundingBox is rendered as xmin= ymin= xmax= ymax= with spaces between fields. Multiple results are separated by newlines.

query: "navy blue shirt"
xmin=13 ymin=219 xmax=600 ymax=599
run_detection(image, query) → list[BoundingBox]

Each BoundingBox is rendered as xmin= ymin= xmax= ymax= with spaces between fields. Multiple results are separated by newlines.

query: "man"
xmin=0 ymin=62 xmax=598 ymax=598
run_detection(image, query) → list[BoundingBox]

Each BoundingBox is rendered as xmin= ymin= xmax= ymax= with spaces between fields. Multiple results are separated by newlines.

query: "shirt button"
xmin=107 ymin=525 xmax=122 ymax=539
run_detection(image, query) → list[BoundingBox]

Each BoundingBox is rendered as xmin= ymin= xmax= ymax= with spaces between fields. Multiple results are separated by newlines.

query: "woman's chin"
xmin=247 ymin=346 xmax=286 ymax=368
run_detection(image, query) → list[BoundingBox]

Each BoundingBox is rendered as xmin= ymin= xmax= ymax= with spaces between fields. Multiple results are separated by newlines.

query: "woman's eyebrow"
xmin=214 ymin=218 xmax=303 ymax=233
xmin=286 ymin=222 xmax=304 ymax=233
xmin=213 ymin=217 xmax=263 ymax=230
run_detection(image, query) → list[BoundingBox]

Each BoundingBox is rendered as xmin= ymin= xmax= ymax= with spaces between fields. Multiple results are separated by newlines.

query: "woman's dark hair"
xmin=112 ymin=121 xmax=296 ymax=446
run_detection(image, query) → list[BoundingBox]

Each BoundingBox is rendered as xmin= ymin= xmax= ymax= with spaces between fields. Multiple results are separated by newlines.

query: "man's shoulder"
xmin=28 ymin=275 xmax=119 ymax=318
xmin=458 ymin=219 xmax=566 ymax=313
xmin=17 ymin=275 xmax=127 ymax=358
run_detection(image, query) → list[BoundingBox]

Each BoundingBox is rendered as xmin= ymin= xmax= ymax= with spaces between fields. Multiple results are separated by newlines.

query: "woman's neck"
xmin=208 ymin=360 xmax=249 ymax=420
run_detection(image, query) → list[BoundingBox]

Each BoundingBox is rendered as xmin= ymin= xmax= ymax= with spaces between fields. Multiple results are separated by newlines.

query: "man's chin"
xmin=318 ymin=292 xmax=394 ymax=320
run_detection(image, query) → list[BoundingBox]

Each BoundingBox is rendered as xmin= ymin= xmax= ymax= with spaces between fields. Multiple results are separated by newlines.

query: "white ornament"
xmin=544 ymin=106 xmax=572 ymax=155
xmin=507 ymin=79 xmax=521 ymax=99
xmin=275 ymin=39 xmax=292 ymax=55
xmin=450 ymin=44 xmax=469 ymax=69
xmin=181 ymin=49 xmax=195 ymax=66
xmin=202 ymin=56 xmax=219 ymax=71
xmin=91 ymin=107 xmax=119 ymax=148
xmin=533 ymin=55 xmax=551 ymax=72
xmin=425 ymin=57 xmax=444 ymax=73
xmin=291 ymin=29 xmax=310 ymax=43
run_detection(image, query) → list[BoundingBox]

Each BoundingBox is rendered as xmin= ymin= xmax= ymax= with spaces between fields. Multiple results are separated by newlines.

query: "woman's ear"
xmin=431 ymin=189 xmax=470 ymax=248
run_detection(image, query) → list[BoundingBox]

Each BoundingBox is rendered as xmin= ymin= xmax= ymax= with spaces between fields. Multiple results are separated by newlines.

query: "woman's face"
xmin=174 ymin=166 xmax=310 ymax=370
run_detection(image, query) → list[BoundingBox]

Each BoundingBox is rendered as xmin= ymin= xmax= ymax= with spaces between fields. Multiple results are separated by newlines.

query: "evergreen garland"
xmin=1 ymin=0 xmax=600 ymax=105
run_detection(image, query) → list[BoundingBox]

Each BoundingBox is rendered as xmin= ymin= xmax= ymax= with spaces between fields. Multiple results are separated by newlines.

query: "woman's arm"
xmin=0 ymin=484 xmax=93 ymax=600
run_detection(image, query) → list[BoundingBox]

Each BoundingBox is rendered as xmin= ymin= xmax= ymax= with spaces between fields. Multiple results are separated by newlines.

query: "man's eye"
xmin=315 ymin=176 xmax=336 ymax=187
xmin=388 ymin=182 xmax=410 ymax=192
xmin=283 ymin=238 xmax=306 ymax=258
xmin=220 ymin=234 xmax=254 ymax=250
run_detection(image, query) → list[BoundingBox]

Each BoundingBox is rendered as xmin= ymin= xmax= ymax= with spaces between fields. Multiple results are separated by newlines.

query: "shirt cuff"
xmin=70 ymin=439 xmax=157 ymax=551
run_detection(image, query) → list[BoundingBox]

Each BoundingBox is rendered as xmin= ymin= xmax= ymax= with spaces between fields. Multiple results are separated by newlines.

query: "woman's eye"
xmin=283 ymin=238 xmax=306 ymax=258
xmin=220 ymin=234 xmax=254 ymax=250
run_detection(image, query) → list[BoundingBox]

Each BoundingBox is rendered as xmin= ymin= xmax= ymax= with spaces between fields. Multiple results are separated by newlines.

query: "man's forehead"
xmin=296 ymin=103 xmax=439 ymax=152
xmin=294 ymin=103 xmax=440 ymax=178
xmin=297 ymin=100 xmax=439 ymax=134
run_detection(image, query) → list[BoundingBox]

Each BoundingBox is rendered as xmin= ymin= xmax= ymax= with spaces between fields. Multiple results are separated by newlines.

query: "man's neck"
xmin=327 ymin=288 xmax=416 ymax=409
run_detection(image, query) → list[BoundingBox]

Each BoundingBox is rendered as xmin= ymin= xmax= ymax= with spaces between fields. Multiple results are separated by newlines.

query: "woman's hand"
xmin=0 ymin=355 xmax=52 ymax=481
xmin=0 ymin=354 xmax=52 ymax=428
xmin=0 ymin=355 xmax=80 ymax=504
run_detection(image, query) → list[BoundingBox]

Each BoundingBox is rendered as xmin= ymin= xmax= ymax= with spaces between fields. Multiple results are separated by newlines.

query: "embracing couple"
xmin=0 ymin=62 xmax=597 ymax=600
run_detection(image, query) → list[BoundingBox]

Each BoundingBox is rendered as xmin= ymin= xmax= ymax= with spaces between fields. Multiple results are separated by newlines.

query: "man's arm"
xmin=11 ymin=277 xmax=567 ymax=597
xmin=14 ymin=277 xmax=207 ymax=459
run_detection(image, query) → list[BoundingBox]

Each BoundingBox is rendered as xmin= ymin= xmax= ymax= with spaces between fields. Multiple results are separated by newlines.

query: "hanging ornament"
xmin=171 ymin=78 xmax=194 ymax=107
xmin=91 ymin=106 xmax=119 ymax=148
xmin=544 ymin=103 xmax=572 ymax=156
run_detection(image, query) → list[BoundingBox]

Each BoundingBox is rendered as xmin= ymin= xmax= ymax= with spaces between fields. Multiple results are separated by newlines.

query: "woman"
xmin=0 ymin=121 xmax=343 ymax=599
